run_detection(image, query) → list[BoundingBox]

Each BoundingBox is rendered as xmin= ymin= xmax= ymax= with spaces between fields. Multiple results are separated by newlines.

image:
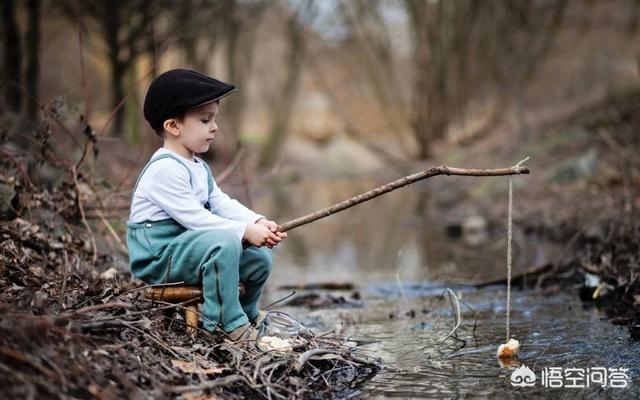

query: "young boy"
xmin=127 ymin=69 xmax=286 ymax=340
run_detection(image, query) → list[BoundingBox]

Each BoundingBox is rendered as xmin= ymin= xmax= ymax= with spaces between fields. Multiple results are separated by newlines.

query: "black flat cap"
xmin=143 ymin=69 xmax=236 ymax=131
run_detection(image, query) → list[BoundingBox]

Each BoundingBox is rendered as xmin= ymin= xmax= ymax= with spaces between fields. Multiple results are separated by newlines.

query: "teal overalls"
xmin=126 ymin=154 xmax=272 ymax=333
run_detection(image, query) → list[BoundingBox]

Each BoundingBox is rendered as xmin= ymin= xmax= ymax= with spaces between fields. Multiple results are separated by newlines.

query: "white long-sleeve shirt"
xmin=129 ymin=148 xmax=263 ymax=240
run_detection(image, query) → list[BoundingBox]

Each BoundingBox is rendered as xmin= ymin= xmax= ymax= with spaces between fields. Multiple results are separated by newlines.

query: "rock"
xmin=446 ymin=224 xmax=463 ymax=239
xmin=584 ymin=272 xmax=600 ymax=288
xmin=0 ymin=181 xmax=16 ymax=220
xmin=100 ymin=267 xmax=118 ymax=280
xmin=547 ymin=148 xmax=598 ymax=185
xmin=30 ymin=289 xmax=49 ymax=309
xmin=463 ymin=216 xmax=489 ymax=246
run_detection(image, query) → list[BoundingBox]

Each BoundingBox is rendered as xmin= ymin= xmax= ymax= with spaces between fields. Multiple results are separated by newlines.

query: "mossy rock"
xmin=523 ymin=126 xmax=590 ymax=157
xmin=546 ymin=148 xmax=599 ymax=185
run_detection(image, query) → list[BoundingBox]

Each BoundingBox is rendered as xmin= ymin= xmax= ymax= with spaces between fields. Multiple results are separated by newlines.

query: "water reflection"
xmin=255 ymin=177 xmax=559 ymax=286
xmin=253 ymin=177 xmax=638 ymax=398
xmin=267 ymin=288 xmax=639 ymax=399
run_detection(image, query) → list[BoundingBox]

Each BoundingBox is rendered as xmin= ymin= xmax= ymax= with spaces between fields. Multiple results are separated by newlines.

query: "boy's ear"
xmin=163 ymin=118 xmax=181 ymax=137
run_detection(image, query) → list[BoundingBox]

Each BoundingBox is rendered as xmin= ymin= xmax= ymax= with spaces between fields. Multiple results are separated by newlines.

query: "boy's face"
xmin=165 ymin=101 xmax=219 ymax=155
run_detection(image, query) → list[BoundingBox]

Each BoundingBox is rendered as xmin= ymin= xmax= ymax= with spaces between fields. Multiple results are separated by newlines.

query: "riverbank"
xmin=443 ymin=89 xmax=640 ymax=340
xmin=0 ymin=142 xmax=380 ymax=399
xmin=0 ymin=194 xmax=380 ymax=399
xmin=518 ymin=90 xmax=639 ymax=340
xmin=519 ymin=215 xmax=640 ymax=340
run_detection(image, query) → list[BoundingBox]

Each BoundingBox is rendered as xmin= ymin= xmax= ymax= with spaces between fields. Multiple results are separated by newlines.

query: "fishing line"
xmin=506 ymin=175 xmax=513 ymax=343
xmin=506 ymin=157 xmax=529 ymax=343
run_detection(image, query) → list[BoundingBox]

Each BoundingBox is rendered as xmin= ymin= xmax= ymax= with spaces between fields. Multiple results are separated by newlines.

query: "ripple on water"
xmin=277 ymin=287 xmax=639 ymax=399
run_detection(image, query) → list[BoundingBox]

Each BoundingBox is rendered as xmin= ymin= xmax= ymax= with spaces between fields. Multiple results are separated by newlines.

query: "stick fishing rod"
xmin=277 ymin=163 xmax=530 ymax=233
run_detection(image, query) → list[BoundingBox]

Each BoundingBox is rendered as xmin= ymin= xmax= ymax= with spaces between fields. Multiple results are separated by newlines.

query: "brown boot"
xmin=227 ymin=323 xmax=257 ymax=342
xmin=250 ymin=310 xmax=267 ymax=327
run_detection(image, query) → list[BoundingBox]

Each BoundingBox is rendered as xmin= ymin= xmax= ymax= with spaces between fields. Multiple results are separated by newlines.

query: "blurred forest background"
xmin=1 ymin=0 xmax=639 ymax=274
xmin=2 ymin=2 xmax=640 ymax=397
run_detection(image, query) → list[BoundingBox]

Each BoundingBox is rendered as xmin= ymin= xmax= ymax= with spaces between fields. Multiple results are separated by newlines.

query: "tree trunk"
xmin=225 ymin=3 xmax=247 ymax=149
xmin=406 ymin=0 xmax=446 ymax=159
xmin=105 ymin=7 xmax=125 ymax=135
xmin=146 ymin=10 xmax=158 ymax=78
xmin=110 ymin=62 xmax=126 ymax=136
xmin=178 ymin=0 xmax=201 ymax=71
xmin=1 ymin=0 xmax=23 ymax=113
xmin=25 ymin=0 xmax=41 ymax=121
xmin=338 ymin=0 xmax=415 ymax=158
xmin=222 ymin=0 xmax=265 ymax=160
xmin=258 ymin=12 xmax=306 ymax=168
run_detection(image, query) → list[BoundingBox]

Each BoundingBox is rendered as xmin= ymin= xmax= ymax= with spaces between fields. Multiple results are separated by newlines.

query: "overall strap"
xmin=200 ymin=159 xmax=214 ymax=196
xmin=199 ymin=158 xmax=214 ymax=210
xmin=131 ymin=154 xmax=194 ymax=201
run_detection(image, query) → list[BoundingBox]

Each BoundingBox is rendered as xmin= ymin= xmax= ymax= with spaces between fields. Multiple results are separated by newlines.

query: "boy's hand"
xmin=254 ymin=218 xmax=287 ymax=248
xmin=244 ymin=223 xmax=286 ymax=248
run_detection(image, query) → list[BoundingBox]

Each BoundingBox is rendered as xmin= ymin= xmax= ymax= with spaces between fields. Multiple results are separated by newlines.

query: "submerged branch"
xmin=440 ymin=288 xmax=462 ymax=344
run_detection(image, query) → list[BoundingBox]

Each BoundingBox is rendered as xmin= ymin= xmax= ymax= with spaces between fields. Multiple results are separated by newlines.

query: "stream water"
xmin=252 ymin=176 xmax=639 ymax=398
xmin=273 ymin=287 xmax=639 ymax=399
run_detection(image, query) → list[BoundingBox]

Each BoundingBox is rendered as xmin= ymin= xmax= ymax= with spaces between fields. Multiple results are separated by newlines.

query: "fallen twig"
xmin=165 ymin=374 xmax=244 ymax=393
xmin=58 ymin=301 xmax=133 ymax=318
xmin=440 ymin=288 xmax=462 ymax=344
xmin=264 ymin=290 xmax=296 ymax=311
xmin=0 ymin=147 xmax=35 ymax=189
xmin=58 ymin=251 xmax=70 ymax=312
xmin=71 ymin=165 xmax=97 ymax=266
xmin=294 ymin=348 xmax=340 ymax=372
xmin=95 ymin=207 xmax=128 ymax=255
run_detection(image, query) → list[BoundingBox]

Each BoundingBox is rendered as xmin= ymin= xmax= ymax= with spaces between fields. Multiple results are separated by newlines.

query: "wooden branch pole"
xmin=277 ymin=164 xmax=530 ymax=233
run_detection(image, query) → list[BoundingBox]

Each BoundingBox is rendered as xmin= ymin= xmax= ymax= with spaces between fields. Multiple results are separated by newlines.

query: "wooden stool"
xmin=145 ymin=283 xmax=246 ymax=334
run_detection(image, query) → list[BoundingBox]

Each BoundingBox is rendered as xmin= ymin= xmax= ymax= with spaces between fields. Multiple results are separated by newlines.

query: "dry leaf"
xmin=100 ymin=267 xmax=118 ymax=280
xmin=171 ymin=359 xmax=226 ymax=375
xmin=179 ymin=392 xmax=223 ymax=400
xmin=314 ymin=353 xmax=341 ymax=361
